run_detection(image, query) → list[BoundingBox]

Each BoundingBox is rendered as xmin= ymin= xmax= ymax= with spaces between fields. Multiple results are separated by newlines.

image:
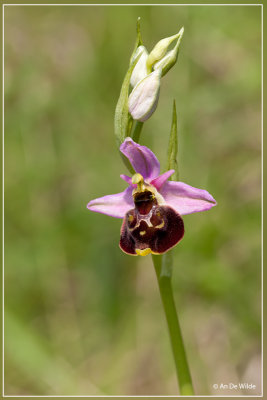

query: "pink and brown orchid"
xmin=87 ymin=138 xmax=216 ymax=256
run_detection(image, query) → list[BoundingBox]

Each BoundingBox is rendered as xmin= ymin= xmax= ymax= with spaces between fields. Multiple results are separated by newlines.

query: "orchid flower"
xmin=87 ymin=138 xmax=216 ymax=256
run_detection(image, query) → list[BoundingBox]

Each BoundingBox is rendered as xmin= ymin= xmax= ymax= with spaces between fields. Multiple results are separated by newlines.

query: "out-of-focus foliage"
xmin=4 ymin=5 xmax=261 ymax=396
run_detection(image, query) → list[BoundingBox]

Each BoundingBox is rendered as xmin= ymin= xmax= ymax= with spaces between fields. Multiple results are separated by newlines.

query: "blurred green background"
xmin=4 ymin=5 xmax=261 ymax=396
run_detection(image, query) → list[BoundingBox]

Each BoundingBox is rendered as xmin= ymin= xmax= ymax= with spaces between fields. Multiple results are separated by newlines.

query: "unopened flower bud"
xmin=128 ymin=69 xmax=161 ymax=122
xmin=146 ymin=27 xmax=184 ymax=70
xmin=130 ymin=45 xmax=149 ymax=87
xmin=154 ymin=29 xmax=183 ymax=76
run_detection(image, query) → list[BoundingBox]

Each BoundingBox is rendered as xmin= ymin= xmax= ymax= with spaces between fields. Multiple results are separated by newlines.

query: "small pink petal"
xmin=161 ymin=181 xmax=217 ymax=215
xmin=120 ymin=174 xmax=135 ymax=187
xmin=120 ymin=137 xmax=160 ymax=180
xmin=151 ymin=169 xmax=175 ymax=190
xmin=87 ymin=187 xmax=134 ymax=218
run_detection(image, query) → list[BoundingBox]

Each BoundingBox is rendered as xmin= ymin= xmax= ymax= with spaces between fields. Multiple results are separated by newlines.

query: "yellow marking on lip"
xmin=128 ymin=214 xmax=134 ymax=222
xmin=139 ymin=230 xmax=146 ymax=236
xmin=136 ymin=248 xmax=151 ymax=256
xmin=155 ymin=221 xmax=165 ymax=229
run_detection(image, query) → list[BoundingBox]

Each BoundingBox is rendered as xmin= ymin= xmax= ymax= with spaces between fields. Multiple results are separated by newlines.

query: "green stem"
xmin=152 ymin=254 xmax=194 ymax=395
xmin=132 ymin=121 xmax=144 ymax=142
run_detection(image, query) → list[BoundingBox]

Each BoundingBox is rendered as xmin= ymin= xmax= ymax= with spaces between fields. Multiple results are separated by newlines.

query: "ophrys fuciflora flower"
xmin=87 ymin=138 xmax=216 ymax=256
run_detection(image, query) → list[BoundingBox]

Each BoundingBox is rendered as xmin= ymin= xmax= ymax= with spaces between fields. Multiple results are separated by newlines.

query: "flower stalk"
xmin=152 ymin=254 xmax=194 ymax=395
xmin=152 ymin=102 xmax=193 ymax=395
xmin=132 ymin=121 xmax=144 ymax=143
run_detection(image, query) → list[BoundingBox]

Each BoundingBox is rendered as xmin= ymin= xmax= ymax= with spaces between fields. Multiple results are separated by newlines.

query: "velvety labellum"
xmin=119 ymin=190 xmax=184 ymax=256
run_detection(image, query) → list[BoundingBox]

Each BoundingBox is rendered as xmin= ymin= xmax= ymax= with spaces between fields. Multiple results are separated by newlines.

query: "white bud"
xmin=128 ymin=69 xmax=161 ymax=122
xmin=130 ymin=45 xmax=149 ymax=88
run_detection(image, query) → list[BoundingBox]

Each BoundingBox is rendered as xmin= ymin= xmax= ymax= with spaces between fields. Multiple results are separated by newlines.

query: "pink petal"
xmin=120 ymin=137 xmax=160 ymax=180
xmin=151 ymin=169 xmax=175 ymax=190
xmin=87 ymin=187 xmax=134 ymax=218
xmin=120 ymin=174 xmax=135 ymax=187
xmin=161 ymin=181 xmax=217 ymax=215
